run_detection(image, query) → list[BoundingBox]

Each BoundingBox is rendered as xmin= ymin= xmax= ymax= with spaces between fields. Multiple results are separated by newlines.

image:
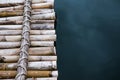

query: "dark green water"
xmin=55 ymin=0 xmax=120 ymax=80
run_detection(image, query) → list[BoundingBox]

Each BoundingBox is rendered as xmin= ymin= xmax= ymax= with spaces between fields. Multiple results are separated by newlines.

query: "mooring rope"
xmin=15 ymin=0 xmax=31 ymax=80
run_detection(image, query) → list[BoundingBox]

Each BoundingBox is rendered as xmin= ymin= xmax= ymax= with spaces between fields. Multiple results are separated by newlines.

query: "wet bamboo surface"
xmin=0 ymin=0 xmax=57 ymax=79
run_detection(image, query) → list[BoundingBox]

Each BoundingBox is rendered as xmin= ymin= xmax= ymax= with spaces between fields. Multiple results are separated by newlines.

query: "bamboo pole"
xmin=0 ymin=71 xmax=58 ymax=78
xmin=31 ymin=41 xmax=54 ymax=47
xmin=32 ymin=0 xmax=54 ymax=3
xmin=32 ymin=9 xmax=54 ymax=15
xmin=0 ymin=30 xmax=55 ymax=35
xmin=0 ymin=0 xmax=54 ymax=7
xmin=0 ymin=3 xmax=53 ymax=12
xmin=0 ymin=56 xmax=57 ymax=63
xmin=0 ymin=16 xmax=23 ymax=21
xmin=0 ymin=47 xmax=56 ymax=56
xmin=0 ymin=20 xmax=22 ymax=25
xmin=0 ymin=20 xmax=54 ymax=25
xmin=0 ymin=9 xmax=54 ymax=13
xmin=30 ymin=30 xmax=55 ymax=35
xmin=30 ymin=35 xmax=56 ymax=41
xmin=0 ymin=5 xmax=23 ymax=12
xmin=0 ymin=41 xmax=54 ymax=48
xmin=31 ymin=13 xmax=55 ymax=20
xmin=0 ymin=35 xmax=56 ymax=41
xmin=0 ymin=11 xmax=23 ymax=17
xmin=1 ymin=77 xmax=57 ymax=80
xmin=0 ymin=61 xmax=57 ymax=70
xmin=0 ymin=9 xmax=54 ymax=17
xmin=0 ymin=13 xmax=55 ymax=23
xmin=0 ymin=42 xmax=20 ymax=48
xmin=32 ymin=3 xmax=54 ymax=9
xmin=0 ymin=25 xmax=22 ymax=30
xmin=31 ymin=20 xmax=54 ymax=23
xmin=0 ymin=24 xmax=54 ymax=30
xmin=0 ymin=0 xmax=24 ymax=7
xmin=0 ymin=30 xmax=22 ymax=35
xmin=31 ymin=23 xmax=54 ymax=30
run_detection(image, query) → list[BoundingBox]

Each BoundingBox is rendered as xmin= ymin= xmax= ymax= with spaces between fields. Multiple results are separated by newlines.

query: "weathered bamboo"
xmin=0 ymin=9 xmax=54 ymax=13
xmin=0 ymin=42 xmax=20 ymax=48
xmin=0 ymin=35 xmax=56 ymax=41
xmin=0 ymin=61 xmax=57 ymax=70
xmin=30 ymin=30 xmax=55 ymax=35
xmin=0 ymin=20 xmax=22 ymax=25
xmin=32 ymin=0 xmax=54 ymax=3
xmin=30 ymin=35 xmax=56 ymax=41
xmin=31 ymin=20 xmax=54 ymax=23
xmin=0 ymin=3 xmax=53 ymax=12
xmin=33 ymin=0 xmax=54 ymax=3
xmin=0 ymin=0 xmax=24 ymax=7
xmin=32 ymin=3 xmax=54 ymax=9
xmin=0 ymin=30 xmax=55 ymax=35
xmin=0 ymin=13 xmax=55 ymax=23
xmin=0 ymin=56 xmax=57 ymax=63
xmin=0 ymin=9 xmax=54 ymax=17
xmin=0 ymin=25 xmax=22 ymax=30
xmin=32 ymin=13 xmax=55 ymax=20
xmin=0 ymin=20 xmax=54 ymax=25
xmin=0 ymin=41 xmax=54 ymax=48
xmin=0 ymin=47 xmax=56 ymax=56
xmin=0 ymin=16 xmax=23 ymax=21
xmin=0 ymin=5 xmax=23 ymax=12
xmin=1 ymin=77 xmax=57 ymax=80
xmin=0 ymin=71 xmax=58 ymax=78
xmin=31 ymin=24 xmax=54 ymax=30
xmin=0 ymin=0 xmax=54 ymax=7
xmin=0 ymin=11 xmax=23 ymax=17
xmin=31 ymin=41 xmax=54 ymax=47
xmin=0 ymin=24 xmax=54 ymax=30
xmin=32 ymin=9 xmax=54 ymax=15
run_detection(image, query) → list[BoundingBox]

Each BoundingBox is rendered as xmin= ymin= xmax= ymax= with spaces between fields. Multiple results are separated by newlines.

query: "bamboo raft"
xmin=0 ymin=0 xmax=57 ymax=80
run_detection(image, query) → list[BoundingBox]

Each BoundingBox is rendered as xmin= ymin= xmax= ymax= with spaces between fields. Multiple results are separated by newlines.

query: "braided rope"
xmin=15 ymin=0 xmax=31 ymax=80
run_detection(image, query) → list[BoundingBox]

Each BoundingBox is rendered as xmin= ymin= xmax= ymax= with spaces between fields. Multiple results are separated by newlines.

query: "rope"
xmin=15 ymin=0 xmax=31 ymax=80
